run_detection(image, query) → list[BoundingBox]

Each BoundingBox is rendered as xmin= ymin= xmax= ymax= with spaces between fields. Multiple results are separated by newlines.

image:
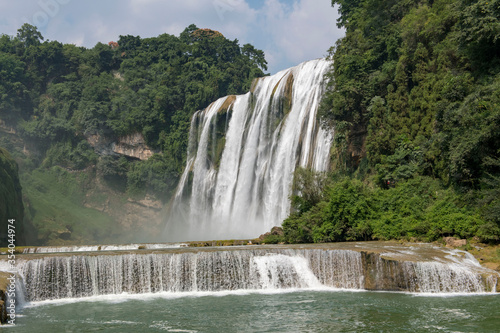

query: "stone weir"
xmin=1 ymin=242 xmax=499 ymax=309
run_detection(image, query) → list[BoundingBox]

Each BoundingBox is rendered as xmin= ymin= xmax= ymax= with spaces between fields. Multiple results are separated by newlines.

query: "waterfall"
xmin=18 ymin=249 xmax=361 ymax=302
xmin=15 ymin=247 xmax=498 ymax=302
xmin=165 ymin=59 xmax=333 ymax=241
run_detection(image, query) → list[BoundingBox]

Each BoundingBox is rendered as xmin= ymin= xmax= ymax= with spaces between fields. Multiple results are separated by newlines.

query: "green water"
xmin=7 ymin=290 xmax=500 ymax=332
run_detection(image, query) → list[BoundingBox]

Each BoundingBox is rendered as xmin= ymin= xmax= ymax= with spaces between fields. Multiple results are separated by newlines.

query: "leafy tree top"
xmin=192 ymin=28 xmax=224 ymax=40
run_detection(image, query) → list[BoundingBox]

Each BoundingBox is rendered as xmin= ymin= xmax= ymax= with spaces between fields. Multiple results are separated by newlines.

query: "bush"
xmin=282 ymin=175 xmax=488 ymax=243
xmin=126 ymin=154 xmax=180 ymax=200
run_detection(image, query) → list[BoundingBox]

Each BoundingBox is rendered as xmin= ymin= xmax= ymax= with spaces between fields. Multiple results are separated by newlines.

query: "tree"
xmin=16 ymin=23 xmax=44 ymax=47
xmin=242 ymin=43 xmax=268 ymax=71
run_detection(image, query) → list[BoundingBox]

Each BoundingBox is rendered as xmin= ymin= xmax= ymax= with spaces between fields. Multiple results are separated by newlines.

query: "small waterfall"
xmin=18 ymin=249 xmax=362 ymax=302
xmin=253 ymin=254 xmax=323 ymax=289
xmin=308 ymin=249 xmax=364 ymax=289
xmin=166 ymin=59 xmax=333 ymax=241
xmin=405 ymin=261 xmax=486 ymax=293
xmin=14 ymin=247 xmax=498 ymax=302
xmin=365 ymin=249 xmax=498 ymax=293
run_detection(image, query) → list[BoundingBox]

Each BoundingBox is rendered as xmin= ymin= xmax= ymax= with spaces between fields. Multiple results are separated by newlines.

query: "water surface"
xmin=7 ymin=290 xmax=500 ymax=332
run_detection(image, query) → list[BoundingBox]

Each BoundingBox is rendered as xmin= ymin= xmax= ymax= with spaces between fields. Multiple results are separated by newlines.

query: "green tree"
xmin=16 ymin=23 xmax=44 ymax=47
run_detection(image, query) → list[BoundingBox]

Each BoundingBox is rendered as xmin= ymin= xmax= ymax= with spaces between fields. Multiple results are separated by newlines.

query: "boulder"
xmin=443 ymin=237 xmax=467 ymax=248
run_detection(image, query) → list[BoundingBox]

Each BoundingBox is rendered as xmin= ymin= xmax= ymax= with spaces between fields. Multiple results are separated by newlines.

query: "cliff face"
xmin=0 ymin=147 xmax=25 ymax=246
xmin=86 ymin=132 xmax=156 ymax=160
xmin=112 ymin=133 xmax=156 ymax=160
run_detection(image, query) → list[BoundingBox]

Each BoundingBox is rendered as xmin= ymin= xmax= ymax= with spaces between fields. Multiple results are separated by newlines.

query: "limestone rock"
xmin=443 ymin=237 xmax=467 ymax=248
xmin=112 ymin=133 xmax=156 ymax=160
xmin=86 ymin=132 xmax=157 ymax=160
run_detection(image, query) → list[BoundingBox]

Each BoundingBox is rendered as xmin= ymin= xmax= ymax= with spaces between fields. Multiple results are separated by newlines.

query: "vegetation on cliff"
xmin=0 ymin=24 xmax=267 ymax=244
xmin=0 ymin=147 xmax=25 ymax=246
xmin=282 ymin=0 xmax=500 ymax=244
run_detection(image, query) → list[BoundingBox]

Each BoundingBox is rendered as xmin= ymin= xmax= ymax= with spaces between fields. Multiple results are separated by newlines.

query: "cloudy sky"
xmin=0 ymin=0 xmax=344 ymax=73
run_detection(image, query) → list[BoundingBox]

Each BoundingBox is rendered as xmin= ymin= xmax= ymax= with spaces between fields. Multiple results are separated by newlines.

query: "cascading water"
xmin=165 ymin=59 xmax=333 ymax=241
xmin=4 ymin=59 xmax=499 ymax=315
xmin=18 ymin=249 xmax=363 ymax=302
xmin=14 ymin=246 xmax=498 ymax=302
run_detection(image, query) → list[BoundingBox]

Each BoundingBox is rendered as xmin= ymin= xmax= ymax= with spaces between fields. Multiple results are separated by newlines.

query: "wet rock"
xmin=0 ymin=272 xmax=10 ymax=324
xmin=270 ymin=227 xmax=284 ymax=236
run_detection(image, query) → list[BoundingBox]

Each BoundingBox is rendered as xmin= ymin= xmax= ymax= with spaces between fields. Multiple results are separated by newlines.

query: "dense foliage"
xmin=283 ymin=173 xmax=488 ymax=243
xmin=285 ymin=0 xmax=500 ymax=244
xmin=0 ymin=23 xmax=266 ymax=200
xmin=0 ymin=147 xmax=26 ymax=246
xmin=0 ymin=24 xmax=266 ymax=244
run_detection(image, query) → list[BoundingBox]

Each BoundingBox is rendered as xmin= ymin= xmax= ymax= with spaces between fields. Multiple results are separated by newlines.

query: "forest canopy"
xmin=0 ymin=23 xmax=267 ymax=200
xmin=279 ymin=0 xmax=500 ymax=244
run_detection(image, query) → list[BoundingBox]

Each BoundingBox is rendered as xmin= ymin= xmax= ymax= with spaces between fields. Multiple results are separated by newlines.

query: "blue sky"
xmin=0 ymin=0 xmax=345 ymax=73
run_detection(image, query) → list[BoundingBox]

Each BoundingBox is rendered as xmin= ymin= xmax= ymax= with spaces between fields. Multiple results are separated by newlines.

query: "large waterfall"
xmin=165 ymin=59 xmax=333 ymax=241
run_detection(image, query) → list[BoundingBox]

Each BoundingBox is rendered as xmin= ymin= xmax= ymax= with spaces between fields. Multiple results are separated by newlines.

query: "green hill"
xmin=0 ymin=24 xmax=267 ymax=245
xmin=281 ymin=0 xmax=500 ymax=244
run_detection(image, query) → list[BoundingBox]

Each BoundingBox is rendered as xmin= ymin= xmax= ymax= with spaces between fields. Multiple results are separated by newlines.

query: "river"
xmin=8 ymin=289 xmax=500 ymax=332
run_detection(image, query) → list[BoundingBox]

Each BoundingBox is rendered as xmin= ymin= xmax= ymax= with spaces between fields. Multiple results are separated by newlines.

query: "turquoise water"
xmin=7 ymin=290 xmax=500 ymax=332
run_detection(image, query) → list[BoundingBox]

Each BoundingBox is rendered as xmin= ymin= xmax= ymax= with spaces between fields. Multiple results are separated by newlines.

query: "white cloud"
xmin=256 ymin=0 xmax=343 ymax=72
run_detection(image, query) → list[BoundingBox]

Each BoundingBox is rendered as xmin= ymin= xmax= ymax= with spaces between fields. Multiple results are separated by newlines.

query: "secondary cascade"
xmin=165 ymin=59 xmax=333 ymax=241
xmin=16 ymin=246 xmax=498 ymax=302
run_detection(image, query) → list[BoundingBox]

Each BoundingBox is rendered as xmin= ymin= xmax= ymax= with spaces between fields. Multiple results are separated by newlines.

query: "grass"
xmin=21 ymin=166 xmax=119 ymax=245
xmin=468 ymin=241 xmax=500 ymax=272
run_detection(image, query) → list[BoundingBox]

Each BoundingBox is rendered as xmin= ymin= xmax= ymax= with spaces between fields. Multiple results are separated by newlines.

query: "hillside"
xmin=0 ymin=147 xmax=25 ymax=246
xmin=279 ymin=0 xmax=500 ymax=244
xmin=0 ymin=24 xmax=267 ymax=245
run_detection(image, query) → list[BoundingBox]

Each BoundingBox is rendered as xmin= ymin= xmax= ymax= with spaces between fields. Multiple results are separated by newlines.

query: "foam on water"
xmin=25 ymin=288 xmax=340 ymax=308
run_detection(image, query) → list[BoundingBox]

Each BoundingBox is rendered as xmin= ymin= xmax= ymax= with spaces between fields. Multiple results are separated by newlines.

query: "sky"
xmin=0 ymin=0 xmax=345 ymax=74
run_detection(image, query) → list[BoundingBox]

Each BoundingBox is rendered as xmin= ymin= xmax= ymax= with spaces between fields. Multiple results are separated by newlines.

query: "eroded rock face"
xmin=86 ymin=133 xmax=157 ymax=160
xmin=86 ymin=133 xmax=115 ymax=156
xmin=112 ymin=133 xmax=156 ymax=160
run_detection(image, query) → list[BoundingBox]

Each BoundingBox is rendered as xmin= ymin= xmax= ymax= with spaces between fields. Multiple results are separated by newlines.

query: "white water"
xmin=165 ymin=59 xmax=333 ymax=241
xmin=11 ymin=247 xmax=498 ymax=303
xmin=17 ymin=249 xmax=362 ymax=302
xmin=405 ymin=261 xmax=486 ymax=293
